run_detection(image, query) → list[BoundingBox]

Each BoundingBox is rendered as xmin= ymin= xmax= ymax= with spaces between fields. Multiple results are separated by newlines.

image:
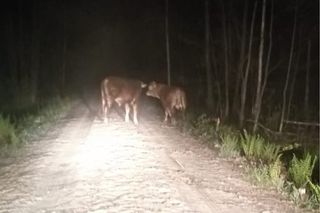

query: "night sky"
xmin=0 ymin=0 xmax=319 ymax=114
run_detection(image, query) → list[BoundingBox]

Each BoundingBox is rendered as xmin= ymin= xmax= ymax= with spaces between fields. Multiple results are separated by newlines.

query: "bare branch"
xmin=284 ymin=120 xmax=320 ymax=127
xmin=267 ymin=60 xmax=282 ymax=76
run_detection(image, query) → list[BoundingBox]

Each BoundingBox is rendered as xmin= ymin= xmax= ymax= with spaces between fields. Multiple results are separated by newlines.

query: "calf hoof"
xmin=133 ymin=117 xmax=139 ymax=125
xmin=125 ymin=116 xmax=130 ymax=122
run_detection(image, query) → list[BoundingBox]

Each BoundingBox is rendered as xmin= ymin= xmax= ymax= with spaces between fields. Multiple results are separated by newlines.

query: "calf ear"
xmin=141 ymin=82 xmax=147 ymax=88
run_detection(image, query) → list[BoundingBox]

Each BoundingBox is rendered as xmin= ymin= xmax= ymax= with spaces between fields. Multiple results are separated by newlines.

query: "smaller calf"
xmin=146 ymin=81 xmax=187 ymax=123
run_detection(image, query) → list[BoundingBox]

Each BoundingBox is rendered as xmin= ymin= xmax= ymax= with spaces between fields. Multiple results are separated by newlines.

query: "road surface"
xmin=0 ymin=100 xmax=305 ymax=213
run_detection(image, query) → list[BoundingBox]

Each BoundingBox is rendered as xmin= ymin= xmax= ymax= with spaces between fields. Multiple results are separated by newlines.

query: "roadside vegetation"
xmin=177 ymin=112 xmax=319 ymax=211
xmin=0 ymin=97 xmax=71 ymax=157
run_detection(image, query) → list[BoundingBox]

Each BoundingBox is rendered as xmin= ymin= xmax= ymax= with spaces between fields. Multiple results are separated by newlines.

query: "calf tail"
xmin=179 ymin=89 xmax=187 ymax=122
xmin=101 ymin=79 xmax=108 ymax=118
xmin=180 ymin=89 xmax=187 ymax=111
xmin=101 ymin=80 xmax=107 ymax=104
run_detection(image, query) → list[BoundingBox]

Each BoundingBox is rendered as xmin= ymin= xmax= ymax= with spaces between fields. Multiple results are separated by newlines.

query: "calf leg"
xmin=133 ymin=103 xmax=139 ymax=125
xmin=164 ymin=110 xmax=169 ymax=123
xmin=169 ymin=108 xmax=176 ymax=125
xmin=102 ymin=98 xmax=108 ymax=123
xmin=101 ymin=88 xmax=108 ymax=123
xmin=125 ymin=103 xmax=130 ymax=122
xmin=104 ymin=98 xmax=113 ymax=124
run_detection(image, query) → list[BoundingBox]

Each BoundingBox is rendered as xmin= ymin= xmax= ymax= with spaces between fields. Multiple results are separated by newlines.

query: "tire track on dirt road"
xmin=137 ymin=109 xmax=306 ymax=213
xmin=137 ymin=122 xmax=248 ymax=213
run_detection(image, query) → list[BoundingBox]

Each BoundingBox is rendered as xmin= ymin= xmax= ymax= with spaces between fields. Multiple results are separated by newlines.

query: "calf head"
xmin=141 ymin=82 xmax=147 ymax=89
xmin=146 ymin=81 xmax=160 ymax=98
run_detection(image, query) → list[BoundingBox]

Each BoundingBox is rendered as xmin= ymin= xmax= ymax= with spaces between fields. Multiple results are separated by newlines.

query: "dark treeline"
xmin=0 ymin=0 xmax=318 ymax=129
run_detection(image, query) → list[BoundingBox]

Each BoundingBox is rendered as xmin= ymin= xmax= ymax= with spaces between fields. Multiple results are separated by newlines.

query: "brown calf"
xmin=146 ymin=81 xmax=187 ymax=123
xmin=101 ymin=76 xmax=147 ymax=125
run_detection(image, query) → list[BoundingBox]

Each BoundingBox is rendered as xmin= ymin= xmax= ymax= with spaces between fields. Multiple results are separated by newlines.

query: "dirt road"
xmin=0 ymin=100 xmax=305 ymax=213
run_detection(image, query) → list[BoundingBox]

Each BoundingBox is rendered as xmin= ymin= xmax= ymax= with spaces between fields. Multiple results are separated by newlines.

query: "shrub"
xmin=285 ymin=181 xmax=306 ymax=207
xmin=219 ymin=134 xmax=240 ymax=157
xmin=218 ymin=125 xmax=239 ymax=138
xmin=37 ymin=97 xmax=71 ymax=122
xmin=268 ymin=154 xmax=285 ymax=191
xmin=246 ymin=154 xmax=285 ymax=191
xmin=14 ymin=97 xmax=71 ymax=138
xmin=245 ymin=164 xmax=270 ymax=184
xmin=307 ymin=177 xmax=320 ymax=203
xmin=177 ymin=111 xmax=196 ymax=133
xmin=262 ymin=142 xmax=281 ymax=165
xmin=241 ymin=130 xmax=281 ymax=165
xmin=0 ymin=114 xmax=18 ymax=147
xmin=240 ymin=130 xmax=264 ymax=163
xmin=288 ymin=153 xmax=317 ymax=189
xmin=193 ymin=114 xmax=218 ymax=141
xmin=15 ymin=113 xmax=40 ymax=139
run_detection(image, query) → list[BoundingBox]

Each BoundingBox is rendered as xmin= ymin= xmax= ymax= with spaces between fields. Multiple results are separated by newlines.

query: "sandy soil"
xmin=0 ymin=100 xmax=310 ymax=213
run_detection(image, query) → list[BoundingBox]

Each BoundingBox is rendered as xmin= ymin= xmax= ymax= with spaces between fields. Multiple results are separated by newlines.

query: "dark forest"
xmin=0 ymin=0 xmax=318 ymax=127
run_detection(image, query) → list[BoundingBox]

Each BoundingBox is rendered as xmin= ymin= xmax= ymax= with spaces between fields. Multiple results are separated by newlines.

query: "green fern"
xmin=241 ymin=130 xmax=249 ymax=155
xmin=241 ymin=129 xmax=253 ymax=159
xmin=219 ymin=134 xmax=240 ymax=157
xmin=240 ymin=130 xmax=265 ymax=162
xmin=218 ymin=125 xmax=238 ymax=138
xmin=263 ymin=143 xmax=281 ymax=164
xmin=307 ymin=176 xmax=320 ymax=204
xmin=289 ymin=153 xmax=317 ymax=188
xmin=0 ymin=114 xmax=19 ymax=146
xmin=245 ymin=165 xmax=270 ymax=184
xmin=269 ymin=154 xmax=283 ymax=184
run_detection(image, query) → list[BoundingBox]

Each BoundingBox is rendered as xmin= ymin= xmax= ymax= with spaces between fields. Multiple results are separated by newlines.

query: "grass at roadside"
xmin=176 ymin=112 xmax=320 ymax=211
xmin=0 ymin=97 xmax=72 ymax=157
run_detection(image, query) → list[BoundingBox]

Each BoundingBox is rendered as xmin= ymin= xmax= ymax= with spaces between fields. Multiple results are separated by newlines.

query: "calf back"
xmin=147 ymin=81 xmax=187 ymax=111
xmin=101 ymin=76 xmax=146 ymax=106
xmin=159 ymin=86 xmax=186 ymax=111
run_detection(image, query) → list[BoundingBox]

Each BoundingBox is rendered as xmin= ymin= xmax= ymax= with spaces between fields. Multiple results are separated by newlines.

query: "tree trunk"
xmin=260 ymin=0 xmax=274 ymax=122
xmin=211 ymin=36 xmax=222 ymax=118
xmin=304 ymin=39 xmax=311 ymax=120
xmin=287 ymin=25 xmax=302 ymax=120
xmin=232 ymin=0 xmax=248 ymax=116
xmin=205 ymin=0 xmax=214 ymax=109
xmin=61 ymin=22 xmax=67 ymax=92
xmin=221 ymin=0 xmax=229 ymax=117
xmin=279 ymin=1 xmax=298 ymax=133
xmin=165 ymin=0 xmax=171 ymax=86
xmin=253 ymin=0 xmax=266 ymax=132
xmin=18 ymin=0 xmax=25 ymax=104
xmin=239 ymin=0 xmax=258 ymax=127
xmin=4 ymin=18 xmax=19 ymax=103
xmin=30 ymin=0 xmax=40 ymax=104
xmin=287 ymin=50 xmax=300 ymax=120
